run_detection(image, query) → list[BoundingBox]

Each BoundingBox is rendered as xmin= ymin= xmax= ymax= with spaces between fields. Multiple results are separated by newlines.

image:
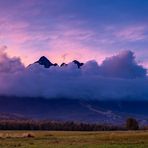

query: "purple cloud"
xmin=100 ymin=50 xmax=147 ymax=79
xmin=0 ymin=49 xmax=147 ymax=100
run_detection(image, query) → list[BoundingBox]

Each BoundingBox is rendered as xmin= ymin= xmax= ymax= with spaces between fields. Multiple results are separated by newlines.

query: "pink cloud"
xmin=0 ymin=18 xmax=31 ymax=44
xmin=114 ymin=25 xmax=147 ymax=41
xmin=2 ymin=18 xmax=147 ymax=68
xmin=1 ymin=22 xmax=116 ymax=66
xmin=5 ymin=35 xmax=109 ymax=67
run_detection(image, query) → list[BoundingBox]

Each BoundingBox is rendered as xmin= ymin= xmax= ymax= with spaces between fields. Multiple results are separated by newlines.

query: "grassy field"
xmin=0 ymin=131 xmax=147 ymax=148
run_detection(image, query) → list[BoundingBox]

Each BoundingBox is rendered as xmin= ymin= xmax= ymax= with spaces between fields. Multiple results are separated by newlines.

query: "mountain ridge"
xmin=34 ymin=56 xmax=84 ymax=68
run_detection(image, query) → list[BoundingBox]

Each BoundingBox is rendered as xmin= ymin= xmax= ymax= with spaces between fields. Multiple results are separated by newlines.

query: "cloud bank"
xmin=0 ymin=49 xmax=147 ymax=100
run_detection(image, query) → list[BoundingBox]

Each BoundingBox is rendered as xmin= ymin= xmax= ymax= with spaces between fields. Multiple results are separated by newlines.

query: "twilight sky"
xmin=0 ymin=0 xmax=148 ymax=67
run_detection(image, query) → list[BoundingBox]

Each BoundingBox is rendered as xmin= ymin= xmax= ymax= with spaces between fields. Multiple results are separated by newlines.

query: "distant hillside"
xmin=0 ymin=96 xmax=147 ymax=125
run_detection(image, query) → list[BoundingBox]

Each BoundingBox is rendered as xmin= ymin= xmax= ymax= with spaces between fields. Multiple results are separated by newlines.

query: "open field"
xmin=0 ymin=131 xmax=147 ymax=148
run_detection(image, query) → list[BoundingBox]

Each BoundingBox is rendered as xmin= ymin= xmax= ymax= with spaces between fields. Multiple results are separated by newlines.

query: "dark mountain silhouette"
xmin=35 ymin=56 xmax=58 ymax=68
xmin=73 ymin=60 xmax=84 ymax=68
xmin=34 ymin=57 xmax=84 ymax=68
xmin=60 ymin=63 xmax=67 ymax=67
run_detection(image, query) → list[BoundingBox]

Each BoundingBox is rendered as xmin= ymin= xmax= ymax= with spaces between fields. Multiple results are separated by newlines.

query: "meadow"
xmin=0 ymin=131 xmax=147 ymax=148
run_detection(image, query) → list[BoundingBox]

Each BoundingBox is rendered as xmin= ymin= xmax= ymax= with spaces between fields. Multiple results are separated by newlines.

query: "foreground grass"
xmin=0 ymin=130 xmax=147 ymax=148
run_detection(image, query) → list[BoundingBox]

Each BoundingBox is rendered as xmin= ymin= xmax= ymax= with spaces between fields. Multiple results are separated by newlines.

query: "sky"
xmin=0 ymin=0 xmax=148 ymax=67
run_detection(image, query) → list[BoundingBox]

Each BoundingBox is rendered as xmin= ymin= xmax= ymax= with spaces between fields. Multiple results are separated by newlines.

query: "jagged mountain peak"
xmin=35 ymin=57 xmax=84 ymax=69
xmin=60 ymin=63 xmax=67 ymax=67
xmin=39 ymin=56 xmax=49 ymax=62
xmin=73 ymin=60 xmax=84 ymax=68
xmin=35 ymin=56 xmax=57 ymax=68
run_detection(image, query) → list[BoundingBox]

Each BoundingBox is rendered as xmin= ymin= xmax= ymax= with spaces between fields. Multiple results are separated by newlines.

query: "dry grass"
xmin=0 ymin=130 xmax=147 ymax=148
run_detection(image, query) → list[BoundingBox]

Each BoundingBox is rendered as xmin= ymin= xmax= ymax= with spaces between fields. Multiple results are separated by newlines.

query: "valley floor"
xmin=0 ymin=130 xmax=147 ymax=148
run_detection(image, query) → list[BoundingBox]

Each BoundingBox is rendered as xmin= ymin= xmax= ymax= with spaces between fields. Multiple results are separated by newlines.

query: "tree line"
xmin=0 ymin=118 xmax=146 ymax=131
xmin=0 ymin=120 xmax=124 ymax=131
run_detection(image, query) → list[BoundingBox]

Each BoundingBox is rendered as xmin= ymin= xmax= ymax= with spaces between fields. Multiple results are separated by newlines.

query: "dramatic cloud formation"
xmin=100 ymin=51 xmax=147 ymax=79
xmin=0 ymin=46 xmax=25 ymax=73
xmin=0 ymin=49 xmax=147 ymax=100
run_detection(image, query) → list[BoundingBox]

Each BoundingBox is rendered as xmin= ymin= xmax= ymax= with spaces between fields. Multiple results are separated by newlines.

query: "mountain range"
xmin=35 ymin=56 xmax=84 ymax=68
